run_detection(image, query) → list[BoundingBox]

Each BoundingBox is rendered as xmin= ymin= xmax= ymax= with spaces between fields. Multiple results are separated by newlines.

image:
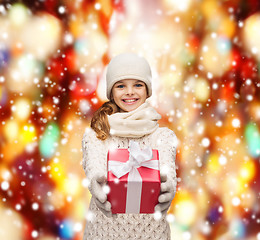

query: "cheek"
xmin=112 ymin=90 xmax=123 ymax=103
xmin=138 ymin=89 xmax=147 ymax=98
xmin=111 ymin=89 xmax=119 ymax=98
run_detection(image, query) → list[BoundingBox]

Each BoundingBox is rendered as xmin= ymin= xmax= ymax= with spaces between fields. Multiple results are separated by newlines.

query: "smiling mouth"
xmin=122 ymin=98 xmax=139 ymax=103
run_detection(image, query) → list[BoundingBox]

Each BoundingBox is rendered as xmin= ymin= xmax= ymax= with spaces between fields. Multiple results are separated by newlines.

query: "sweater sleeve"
xmin=82 ymin=128 xmax=107 ymax=193
xmin=154 ymin=128 xmax=178 ymax=192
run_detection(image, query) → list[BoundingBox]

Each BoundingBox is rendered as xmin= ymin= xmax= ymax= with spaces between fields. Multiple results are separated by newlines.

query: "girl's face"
xmin=111 ymin=79 xmax=148 ymax=112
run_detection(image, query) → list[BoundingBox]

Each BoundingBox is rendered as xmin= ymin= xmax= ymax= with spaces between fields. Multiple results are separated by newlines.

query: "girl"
xmin=82 ymin=53 xmax=177 ymax=239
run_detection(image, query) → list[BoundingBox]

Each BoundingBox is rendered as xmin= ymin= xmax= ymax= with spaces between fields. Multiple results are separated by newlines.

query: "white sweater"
xmin=82 ymin=127 xmax=177 ymax=240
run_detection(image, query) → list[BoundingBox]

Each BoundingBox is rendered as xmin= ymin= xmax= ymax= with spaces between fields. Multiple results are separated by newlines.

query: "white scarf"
xmin=107 ymin=101 xmax=161 ymax=138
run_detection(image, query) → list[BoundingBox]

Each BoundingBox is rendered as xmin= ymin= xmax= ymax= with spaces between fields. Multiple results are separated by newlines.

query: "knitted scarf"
xmin=107 ymin=101 xmax=161 ymax=138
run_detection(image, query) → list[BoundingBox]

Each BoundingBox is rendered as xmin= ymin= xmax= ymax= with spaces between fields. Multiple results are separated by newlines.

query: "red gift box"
xmin=107 ymin=142 xmax=160 ymax=214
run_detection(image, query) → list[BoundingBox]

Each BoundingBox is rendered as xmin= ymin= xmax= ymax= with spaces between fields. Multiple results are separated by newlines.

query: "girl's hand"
xmin=91 ymin=173 xmax=112 ymax=218
xmin=154 ymin=172 xmax=176 ymax=215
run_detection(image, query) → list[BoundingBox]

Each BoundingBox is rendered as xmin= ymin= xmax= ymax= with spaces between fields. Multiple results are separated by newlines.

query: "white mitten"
xmin=154 ymin=172 xmax=176 ymax=215
xmin=90 ymin=173 xmax=112 ymax=218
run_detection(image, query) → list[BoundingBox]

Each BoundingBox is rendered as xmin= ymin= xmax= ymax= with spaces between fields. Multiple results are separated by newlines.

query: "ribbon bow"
xmin=109 ymin=140 xmax=158 ymax=179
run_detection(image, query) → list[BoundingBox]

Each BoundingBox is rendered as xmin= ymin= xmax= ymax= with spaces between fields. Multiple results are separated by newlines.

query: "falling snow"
xmin=0 ymin=0 xmax=259 ymax=239
xmin=153 ymin=211 xmax=162 ymax=221
xmin=31 ymin=230 xmax=38 ymax=238
xmin=1 ymin=181 xmax=10 ymax=191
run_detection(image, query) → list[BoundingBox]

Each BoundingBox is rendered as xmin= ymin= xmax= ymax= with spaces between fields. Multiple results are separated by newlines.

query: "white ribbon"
xmin=108 ymin=140 xmax=159 ymax=213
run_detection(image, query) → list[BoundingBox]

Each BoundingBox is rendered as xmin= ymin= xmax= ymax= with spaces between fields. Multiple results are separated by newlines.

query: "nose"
xmin=126 ymin=86 xmax=134 ymax=95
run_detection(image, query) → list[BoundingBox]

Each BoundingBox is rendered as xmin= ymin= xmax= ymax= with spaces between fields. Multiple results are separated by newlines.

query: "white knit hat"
xmin=106 ymin=53 xmax=152 ymax=100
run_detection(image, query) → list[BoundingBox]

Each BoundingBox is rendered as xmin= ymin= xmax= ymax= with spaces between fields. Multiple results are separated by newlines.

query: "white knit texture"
xmin=82 ymin=127 xmax=177 ymax=240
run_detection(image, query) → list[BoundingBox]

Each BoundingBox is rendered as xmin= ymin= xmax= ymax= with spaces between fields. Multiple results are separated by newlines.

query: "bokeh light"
xmin=243 ymin=13 xmax=260 ymax=60
xmin=0 ymin=1 xmax=260 ymax=239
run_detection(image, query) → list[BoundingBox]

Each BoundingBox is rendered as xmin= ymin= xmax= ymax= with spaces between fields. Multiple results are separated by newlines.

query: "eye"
xmin=135 ymin=83 xmax=144 ymax=87
xmin=116 ymin=84 xmax=124 ymax=88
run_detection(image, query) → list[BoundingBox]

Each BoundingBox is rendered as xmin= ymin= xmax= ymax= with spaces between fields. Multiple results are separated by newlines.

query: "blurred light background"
xmin=0 ymin=0 xmax=260 ymax=239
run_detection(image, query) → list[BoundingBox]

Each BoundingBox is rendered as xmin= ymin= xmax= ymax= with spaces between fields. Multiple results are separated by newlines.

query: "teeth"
xmin=124 ymin=99 xmax=137 ymax=103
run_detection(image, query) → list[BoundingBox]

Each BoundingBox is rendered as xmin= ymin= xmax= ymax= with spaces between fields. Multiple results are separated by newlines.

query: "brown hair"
xmin=90 ymin=101 xmax=119 ymax=140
